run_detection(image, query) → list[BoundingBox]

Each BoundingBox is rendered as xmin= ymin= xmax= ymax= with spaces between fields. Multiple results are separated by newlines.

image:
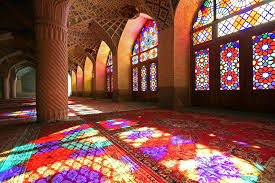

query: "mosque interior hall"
xmin=0 ymin=0 xmax=275 ymax=182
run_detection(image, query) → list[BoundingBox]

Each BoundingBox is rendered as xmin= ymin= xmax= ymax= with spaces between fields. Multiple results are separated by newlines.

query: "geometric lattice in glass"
xmin=195 ymin=49 xmax=210 ymax=90
xmin=253 ymin=31 xmax=275 ymax=90
xmin=220 ymin=41 xmax=240 ymax=90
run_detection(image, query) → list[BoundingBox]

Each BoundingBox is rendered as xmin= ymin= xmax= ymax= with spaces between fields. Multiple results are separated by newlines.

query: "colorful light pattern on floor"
xmin=22 ymin=102 xmax=36 ymax=106
xmin=68 ymin=100 xmax=76 ymax=105
xmin=116 ymin=126 xmax=262 ymax=182
xmin=69 ymin=104 xmax=102 ymax=115
xmin=0 ymin=109 xmax=76 ymax=119
xmin=0 ymin=124 xmax=160 ymax=182
xmin=0 ymin=109 xmax=37 ymax=118
xmin=97 ymin=119 xmax=137 ymax=130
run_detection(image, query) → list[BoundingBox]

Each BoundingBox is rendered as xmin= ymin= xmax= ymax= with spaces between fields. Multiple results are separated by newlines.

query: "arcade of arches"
xmin=0 ymin=0 xmax=274 ymax=182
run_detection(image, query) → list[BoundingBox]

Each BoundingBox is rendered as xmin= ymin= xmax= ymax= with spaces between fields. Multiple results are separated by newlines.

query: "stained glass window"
xmin=193 ymin=0 xmax=274 ymax=92
xmin=107 ymin=52 xmax=113 ymax=66
xmin=220 ymin=41 xmax=240 ymax=90
xmin=150 ymin=63 xmax=157 ymax=92
xmin=133 ymin=67 xmax=138 ymax=91
xmin=141 ymin=66 xmax=147 ymax=91
xmin=132 ymin=55 xmax=138 ymax=65
xmin=195 ymin=49 xmax=210 ymax=90
xmin=218 ymin=2 xmax=275 ymax=37
xmin=253 ymin=31 xmax=275 ymax=90
xmin=140 ymin=21 xmax=158 ymax=52
xmin=131 ymin=20 xmax=158 ymax=95
xmin=193 ymin=26 xmax=213 ymax=45
xmin=193 ymin=0 xmax=214 ymax=30
xmin=132 ymin=39 xmax=140 ymax=55
xmin=107 ymin=75 xmax=111 ymax=92
xmin=140 ymin=48 xmax=158 ymax=62
xmin=106 ymin=51 xmax=113 ymax=93
xmin=216 ymin=0 xmax=265 ymax=19
xmin=111 ymin=75 xmax=114 ymax=92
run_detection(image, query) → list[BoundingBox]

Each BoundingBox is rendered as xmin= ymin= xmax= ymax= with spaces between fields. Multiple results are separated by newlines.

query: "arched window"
xmin=192 ymin=1 xmax=274 ymax=106
xmin=68 ymin=73 xmax=72 ymax=96
xmin=131 ymin=20 xmax=158 ymax=99
xmin=106 ymin=51 xmax=113 ymax=95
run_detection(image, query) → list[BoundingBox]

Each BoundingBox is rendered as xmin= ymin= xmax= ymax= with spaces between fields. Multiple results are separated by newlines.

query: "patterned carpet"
xmin=0 ymin=98 xmax=274 ymax=183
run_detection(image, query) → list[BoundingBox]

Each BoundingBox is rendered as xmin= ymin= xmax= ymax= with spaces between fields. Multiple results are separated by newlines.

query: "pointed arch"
xmin=130 ymin=19 xmax=159 ymax=99
xmin=84 ymin=57 xmax=93 ymax=96
xmin=71 ymin=70 xmax=77 ymax=96
xmin=95 ymin=41 xmax=111 ymax=97
xmin=117 ymin=13 xmax=153 ymax=101
xmin=68 ymin=73 xmax=72 ymax=96
xmin=77 ymin=66 xmax=83 ymax=96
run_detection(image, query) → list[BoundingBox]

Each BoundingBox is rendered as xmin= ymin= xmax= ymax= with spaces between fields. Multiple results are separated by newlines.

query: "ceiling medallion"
xmin=119 ymin=5 xmax=140 ymax=19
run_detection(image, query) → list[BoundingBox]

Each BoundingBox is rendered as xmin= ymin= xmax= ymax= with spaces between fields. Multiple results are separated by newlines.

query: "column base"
xmin=159 ymin=86 xmax=191 ymax=109
xmin=37 ymin=109 xmax=68 ymax=123
xmin=112 ymin=89 xmax=131 ymax=102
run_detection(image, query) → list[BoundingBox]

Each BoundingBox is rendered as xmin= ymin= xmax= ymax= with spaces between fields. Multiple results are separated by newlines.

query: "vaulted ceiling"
xmin=0 ymin=0 xmax=180 ymax=74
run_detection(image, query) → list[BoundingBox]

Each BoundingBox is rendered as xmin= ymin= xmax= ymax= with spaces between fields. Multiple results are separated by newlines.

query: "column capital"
xmin=34 ymin=0 xmax=71 ymax=41
xmin=9 ymin=70 xmax=17 ymax=81
xmin=34 ymin=0 xmax=71 ymax=27
xmin=0 ymin=69 xmax=10 ymax=78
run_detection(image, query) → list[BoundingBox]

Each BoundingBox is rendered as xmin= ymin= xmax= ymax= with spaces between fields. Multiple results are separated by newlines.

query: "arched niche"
xmin=95 ymin=41 xmax=110 ymax=98
xmin=77 ymin=66 xmax=84 ymax=96
xmin=117 ymin=13 xmax=152 ymax=101
xmin=68 ymin=73 xmax=72 ymax=96
xmin=71 ymin=70 xmax=77 ymax=96
xmin=84 ymin=57 xmax=93 ymax=96
xmin=16 ymin=67 xmax=36 ymax=98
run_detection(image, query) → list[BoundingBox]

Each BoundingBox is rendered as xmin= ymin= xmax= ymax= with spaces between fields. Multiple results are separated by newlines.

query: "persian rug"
xmin=0 ymin=122 xmax=162 ymax=183
xmin=82 ymin=109 xmax=275 ymax=183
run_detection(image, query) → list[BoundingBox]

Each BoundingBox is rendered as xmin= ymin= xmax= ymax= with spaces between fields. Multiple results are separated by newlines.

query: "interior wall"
xmin=16 ymin=79 xmax=22 ymax=93
xmin=72 ymin=71 xmax=77 ymax=96
xmin=0 ymin=77 xmax=3 ymax=98
xmin=21 ymin=70 xmax=36 ymax=92
xmin=77 ymin=66 xmax=84 ymax=96
xmin=96 ymin=41 xmax=110 ymax=97
xmin=84 ymin=57 xmax=93 ymax=96
xmin=173 ymin=0 xmax=203 ymax=107
xmin=17 ymin=70 xmax=36 ymax=97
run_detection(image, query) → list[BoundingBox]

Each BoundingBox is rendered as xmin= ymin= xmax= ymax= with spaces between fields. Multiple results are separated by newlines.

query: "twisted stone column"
xmin=34 ymin=0 xmax=71 ymax=122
